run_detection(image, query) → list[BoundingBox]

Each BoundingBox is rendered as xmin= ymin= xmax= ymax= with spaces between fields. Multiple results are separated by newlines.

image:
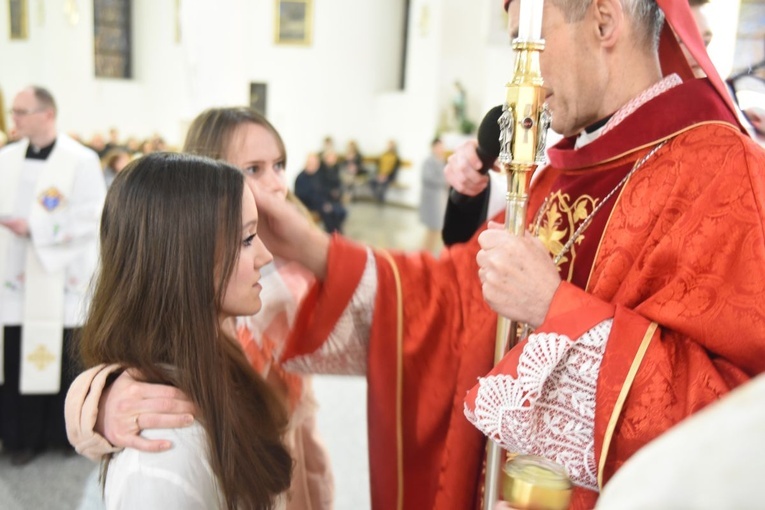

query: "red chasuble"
xmin=284 ymin=79 xmax=765 ymax=510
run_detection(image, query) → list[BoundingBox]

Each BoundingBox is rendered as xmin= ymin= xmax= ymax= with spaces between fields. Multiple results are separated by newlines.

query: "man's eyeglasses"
xmin=8 ymin=108 xmax=46 ymax=117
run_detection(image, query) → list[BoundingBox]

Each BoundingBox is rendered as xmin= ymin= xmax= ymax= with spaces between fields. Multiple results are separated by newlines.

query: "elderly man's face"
xmin=507 ymin=0 xmax=607 ymax=137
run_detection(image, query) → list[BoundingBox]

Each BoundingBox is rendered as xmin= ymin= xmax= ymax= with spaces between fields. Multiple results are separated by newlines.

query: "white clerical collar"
xmin=575 ymin=123 xmax=608 ymax=149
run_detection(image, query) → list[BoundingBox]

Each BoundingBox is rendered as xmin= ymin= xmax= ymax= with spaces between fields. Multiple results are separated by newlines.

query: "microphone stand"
xmin=481 ymin=34 xmax=552 ymax=510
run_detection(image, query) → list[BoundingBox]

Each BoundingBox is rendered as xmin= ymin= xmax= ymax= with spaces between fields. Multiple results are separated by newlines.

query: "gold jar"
xmin=502 ymin=454 xmax=572 ymax=510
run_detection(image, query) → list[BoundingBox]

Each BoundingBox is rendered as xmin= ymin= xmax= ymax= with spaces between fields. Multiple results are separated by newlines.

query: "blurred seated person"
xmin=371 ymin=140 xmax=400 ymax=203
xmin=104 ymin=127 xmax=123 ymax=153
xmin=341 ymin=140 xmax=367 ymax=202
xmin=88 ymin=133 xmax=108 ymax=158
xmin=343 ymin=140 xmax=367 ymax=177
xmin=151 ymin=134 xmax=168 ymax=152
xmin=125 ymin=137 xmax=141 ymax=156
xmin=320 ymin=149 xmax=344 ymax=205
xmin=101 ymin=148 xmax=131 ymax=188
xmin=320 ymin=136 xmax=334 ymax=158
xmin=138 ymin=139 xmax=155 ymax=156
xmin=295 ymin=153 xmax=346 ymax=233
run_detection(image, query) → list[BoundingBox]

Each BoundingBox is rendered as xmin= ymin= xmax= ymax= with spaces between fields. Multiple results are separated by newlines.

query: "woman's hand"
xmin=98 ymin=370 xmax=196 ymax=452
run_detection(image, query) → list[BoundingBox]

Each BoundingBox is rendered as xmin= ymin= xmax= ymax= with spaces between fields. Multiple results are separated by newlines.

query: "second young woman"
xmin=66 ymin=108 xmax=334 ymax=510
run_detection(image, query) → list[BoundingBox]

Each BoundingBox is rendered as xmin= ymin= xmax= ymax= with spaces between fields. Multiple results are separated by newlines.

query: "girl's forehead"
xmin=226 ymin=123 xmax=282 ymax=162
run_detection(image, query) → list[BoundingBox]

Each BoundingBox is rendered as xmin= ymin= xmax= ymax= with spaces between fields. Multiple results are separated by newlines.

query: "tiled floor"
xmin=0 ymin=201 xmax=438 ymax=510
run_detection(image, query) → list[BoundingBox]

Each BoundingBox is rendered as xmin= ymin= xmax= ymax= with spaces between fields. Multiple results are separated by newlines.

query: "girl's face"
xmin=219 ymin=186 xmax=273 ymax=321
xmin=225 ymin=123 xmax=288 ymax=201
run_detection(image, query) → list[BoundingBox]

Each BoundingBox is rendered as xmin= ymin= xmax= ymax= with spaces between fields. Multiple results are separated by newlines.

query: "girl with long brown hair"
xmin=66 ymin=108 xmax=333 ymax=510
xmin=78 ymin=152 xmax=291 ymax=509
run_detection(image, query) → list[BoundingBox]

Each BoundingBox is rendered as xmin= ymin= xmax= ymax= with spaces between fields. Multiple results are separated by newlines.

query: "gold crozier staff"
xmin=482 ymin=0 xmax=564 ymax=507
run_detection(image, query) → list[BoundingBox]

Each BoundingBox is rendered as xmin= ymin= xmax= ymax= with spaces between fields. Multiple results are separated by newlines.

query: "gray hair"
xmin=552 ymin=0 xmax=664 ymax=50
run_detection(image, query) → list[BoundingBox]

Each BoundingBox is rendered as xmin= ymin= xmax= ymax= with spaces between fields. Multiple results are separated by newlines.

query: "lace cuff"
xmin=284 ymin=248 xmax=376 ymax=375
xmin=465 ymin=319 xmax=613 ymax=490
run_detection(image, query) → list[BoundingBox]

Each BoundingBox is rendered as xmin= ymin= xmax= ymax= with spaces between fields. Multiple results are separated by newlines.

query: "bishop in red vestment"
xmin=276 ymin=1 xmax=765 ymax=509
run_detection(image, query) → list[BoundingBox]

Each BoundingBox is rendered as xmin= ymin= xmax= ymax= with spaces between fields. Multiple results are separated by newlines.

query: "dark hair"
xmin=30 ymin=86 xmax=57 ymax=115
xmin=79 ymin=152 xmax=292 ymax=510
xmin=183 ymin=107 xmax=287 ymax=168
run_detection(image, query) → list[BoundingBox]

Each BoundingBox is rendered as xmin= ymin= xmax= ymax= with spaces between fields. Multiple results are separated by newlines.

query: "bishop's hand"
xmin=251 ymin=185 xmax=330 ymax=280
xmin=476 ymin=222 xmax=561 ymax=328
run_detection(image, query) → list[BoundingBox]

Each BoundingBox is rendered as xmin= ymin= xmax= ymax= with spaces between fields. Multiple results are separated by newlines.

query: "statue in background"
xmin=450 ymin=81 xmax=475 ymax=134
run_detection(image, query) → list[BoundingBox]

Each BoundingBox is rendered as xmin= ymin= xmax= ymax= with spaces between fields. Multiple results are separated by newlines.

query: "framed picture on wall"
xmin=93 ymin=0 xmax=132 ymax=79
xmin=274 ymin=0 xmax=312 ymax=46
xmin=249 ymin=82 xmax=268 ymax=116
xmin=9 ymin=0 xmax=29 ymax=40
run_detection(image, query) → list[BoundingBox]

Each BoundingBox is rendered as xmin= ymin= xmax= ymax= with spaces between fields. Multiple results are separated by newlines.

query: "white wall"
xmin=240 ymin=0 xmax=406 ymax=188
xmin=0 ymin=0 xmax=430 ymax=202
xmin=0 ymin=0 xmax=187 ymax=144
xmin=0 ymin=0 xmax=747 ymax=207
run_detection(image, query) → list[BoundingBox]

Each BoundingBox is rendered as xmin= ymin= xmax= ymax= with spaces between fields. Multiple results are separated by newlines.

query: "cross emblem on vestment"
xmin=27 ymin=345 xmax=56 ymax=371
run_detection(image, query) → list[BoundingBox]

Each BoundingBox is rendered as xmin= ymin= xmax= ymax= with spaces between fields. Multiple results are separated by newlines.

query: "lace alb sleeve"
xmin=283 ymin=247 xmax=377 ymax=376
xmin=464 ymin=319 xmax=613 ymax=491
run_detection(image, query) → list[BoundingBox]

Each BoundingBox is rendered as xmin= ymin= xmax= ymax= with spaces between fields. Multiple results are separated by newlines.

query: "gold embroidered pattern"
xmin=27 ymin=344 xmax=56 ymax=370
xmin=536 ymin=191 xmax=599 ymax=281
xmin=533 ymin=141 xmax=668 ymax=283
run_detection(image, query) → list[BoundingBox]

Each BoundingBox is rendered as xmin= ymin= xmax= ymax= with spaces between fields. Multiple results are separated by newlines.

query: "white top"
xmin=105 ymin=423 xmax=224 ymax=510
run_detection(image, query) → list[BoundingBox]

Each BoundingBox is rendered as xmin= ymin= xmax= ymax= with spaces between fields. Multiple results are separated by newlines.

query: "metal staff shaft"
xmin=482 ymin=39 xmax=549 ymax=510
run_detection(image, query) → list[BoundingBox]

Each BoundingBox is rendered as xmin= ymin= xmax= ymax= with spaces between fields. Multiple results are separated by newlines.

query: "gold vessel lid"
xmin=502 ymin=455 xmax=572 ymax=510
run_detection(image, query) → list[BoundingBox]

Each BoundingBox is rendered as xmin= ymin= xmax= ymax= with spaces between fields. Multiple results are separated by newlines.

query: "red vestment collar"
xmin=547 ymin=78 xmax=739 ymax=170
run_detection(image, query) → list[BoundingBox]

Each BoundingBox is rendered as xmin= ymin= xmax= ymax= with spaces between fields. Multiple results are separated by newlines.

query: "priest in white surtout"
xmin=0 ymin=86 xmax=105 ymax=465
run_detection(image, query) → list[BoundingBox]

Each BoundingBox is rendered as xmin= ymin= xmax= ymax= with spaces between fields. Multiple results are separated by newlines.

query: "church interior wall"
xmin=0 ymin=0 xmax=748 ymax=208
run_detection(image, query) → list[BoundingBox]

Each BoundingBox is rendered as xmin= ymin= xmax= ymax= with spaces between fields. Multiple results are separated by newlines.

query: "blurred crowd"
xmin=294 ymin=136 xmax=403 ymax=234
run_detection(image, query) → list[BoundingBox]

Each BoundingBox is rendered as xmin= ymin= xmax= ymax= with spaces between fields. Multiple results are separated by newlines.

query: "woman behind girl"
xmin=184 ymin=108 xmax=333 ymax=510
xmin=79 ymin=152 xmax=291 ymax=509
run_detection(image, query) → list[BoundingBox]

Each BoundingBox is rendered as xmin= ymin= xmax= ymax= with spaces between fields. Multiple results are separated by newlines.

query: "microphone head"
xmin=447 ymin=104 xmax=504 ymax=205
xmin=477 ymin=105 xmax=504 ymax=164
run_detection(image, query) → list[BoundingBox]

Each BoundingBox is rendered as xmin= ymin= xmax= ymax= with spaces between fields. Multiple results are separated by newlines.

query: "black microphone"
xmin=449 ymin=104 xmax=503 ymax=205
